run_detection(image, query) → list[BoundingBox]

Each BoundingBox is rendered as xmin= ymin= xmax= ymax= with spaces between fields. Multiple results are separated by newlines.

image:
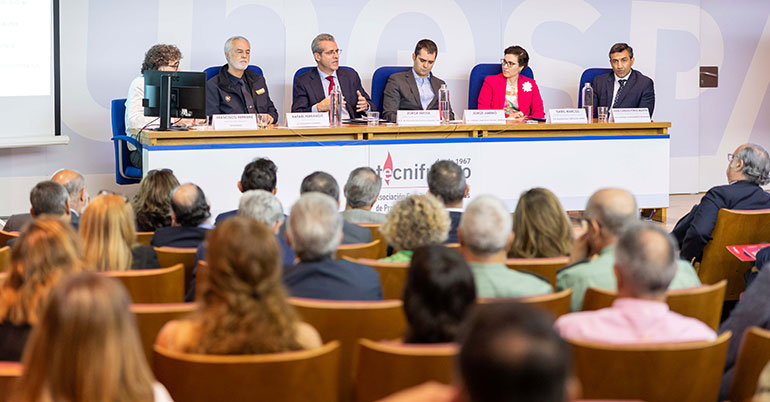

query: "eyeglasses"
xmin=501 ymin=59 xmax=517 ymax=68
xmin=167 ymin=62 xmax=180 ymax=69
xmin=323 ymin=49 xmax=342 ymax=56
xmin=728 ymin=153 xmax=734 ymax=162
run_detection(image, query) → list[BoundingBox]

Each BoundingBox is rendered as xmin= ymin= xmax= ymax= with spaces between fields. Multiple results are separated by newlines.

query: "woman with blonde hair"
xmin=80 ymin=194 xmax=159 ymax=271
xmin=508 ymin=187 xmax=574 ymax=258
xmin=379 ymin=193 xmax=450 ymax=263
xmin=156 ymin=216 xmax=321 ymax=353
xmin=132 ymin=169 xmax=180 ymax=231
xmin=14 ymin=272 xmax=173 ymax=402
xmin=0 ymin=217 xmax=83 ymax=361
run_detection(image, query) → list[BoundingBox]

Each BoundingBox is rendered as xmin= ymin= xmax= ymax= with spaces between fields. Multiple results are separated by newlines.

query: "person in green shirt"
xmin=379 ymin=193 xmax=450 ymax=263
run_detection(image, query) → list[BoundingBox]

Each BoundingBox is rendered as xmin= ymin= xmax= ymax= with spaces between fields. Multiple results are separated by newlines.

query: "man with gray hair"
xmin=342 ymin=167 xmax=386 ymax=224
xmin=283 ymin=192 xmax=382 ymax=300
xmin=556 ymin=222 xmax=716 ymax=343
xmin=4 ymin=169 xmax=87 ymax=231
xmin=206 ymin=35 xmax=278 ymax=122
xmin=558 ymin=188 xmax=701 ymax=311
xmin=4 ymin=181 xmax=72 ymax=246
xmin=428 ymin=160 xmax=469 ymax=244
xmin=459 ymin=194 xmax=552 ymax=298
xmin=673 ymin=143 xmax=770 ymax=262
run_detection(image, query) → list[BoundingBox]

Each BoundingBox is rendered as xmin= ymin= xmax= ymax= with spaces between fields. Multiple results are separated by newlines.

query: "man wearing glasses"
xmin=672 ymin=143 xmax=770 ymax=262
xmin=291 ymin=33 xmax=373 ymax=119
xmin=206 ymin=36 xmax=278 ymax=123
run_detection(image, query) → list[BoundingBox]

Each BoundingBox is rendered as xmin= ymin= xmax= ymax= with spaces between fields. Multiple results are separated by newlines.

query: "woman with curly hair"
xmin=0 ymin=217 xmax=83 ymax=361
xmin=508 ymin=188 xmax=573 ymax=259
xmin=379 ymin=193 xmax=450 ymax=263
xmin=156 ymin=216 xmax=321 ymax=353
xmin=132 ymin=169 xmax=180 ymax=231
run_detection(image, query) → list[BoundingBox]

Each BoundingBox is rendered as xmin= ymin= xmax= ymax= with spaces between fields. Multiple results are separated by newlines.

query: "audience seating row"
xmin=0 ymin=246 xmax=9 ymax=273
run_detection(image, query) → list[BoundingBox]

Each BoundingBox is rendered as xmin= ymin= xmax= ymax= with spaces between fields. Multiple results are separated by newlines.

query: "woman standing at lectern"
xmin=477 ymin=45 xmax=545 ymax=120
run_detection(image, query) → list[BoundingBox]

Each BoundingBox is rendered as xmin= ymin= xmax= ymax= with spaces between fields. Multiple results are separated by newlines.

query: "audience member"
xmin=14 ymin=272 xmax=172 ymax=402
xmin=558 ymin=188 xmax=700 ymax=311
xmin=51 ymin=169 xmax=89 ymax=227
xmin=151 ymin=183 xmax=211 ymax=248
xmin=131 ymin=169 xmax=180 ymax=232
xmin=460 ymin=195 xmax=552 ymax=298
xmin=283 ymin=193 xmax=382 ymax=300
xmin=215 ymin=157 xmax=278 ymax=224
xmin=379 ymin=193 xmax=450 ymax=263
xmin=672 ymin=143 xmax=770 ymax=262
xmin=342 ymin=167 xmax=386 ymax=224
xmin=300 ymin=171 xmax=371 ymax=244
xmin=4 ymin=180 xmax=72 ymax=233
xmin=427 ymin=160 xmax=468 ymax=244
xmin=0 ymin=218 xmax=83 ymax=361
xmin=157 ymin=216 xmax=321 ymax=352
xmin=555 ymin=222 xmax=716 ymax=343
xmin=509 ymin=187 xmax=573 ymax=258
xmin=403 ymin=245 xmax=476 ymax=344
xmin=80 ymin=194 xmax=159 ymax=271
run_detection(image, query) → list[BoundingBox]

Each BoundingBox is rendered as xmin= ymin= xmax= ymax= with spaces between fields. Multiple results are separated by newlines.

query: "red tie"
xmin=326 ymin=76 xmax=335 ymax=95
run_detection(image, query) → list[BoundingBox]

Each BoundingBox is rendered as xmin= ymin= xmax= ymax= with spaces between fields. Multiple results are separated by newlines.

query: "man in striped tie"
xmin=591 ymin=43 xmax=655 ymax=118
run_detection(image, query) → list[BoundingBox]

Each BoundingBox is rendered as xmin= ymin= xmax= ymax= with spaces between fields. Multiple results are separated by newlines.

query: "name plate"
xmin=286 ymin=112 xmax=330 ymax=128
xmin=212 ymin=114 xmax=257 ymax=130
xmin=397 ymin=110 xmax=440 ymax=126
xmin=548 ymin=108 xmax=588 ymax=124
xmin=611 ymin=108 xmax=651 ymax=123
xmin=463 ymin=110 xmax=506 ymax=125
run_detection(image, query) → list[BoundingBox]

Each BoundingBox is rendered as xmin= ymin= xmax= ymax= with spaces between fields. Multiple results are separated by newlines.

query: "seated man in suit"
xmin=151 ymin=183 xmax=211 ymax=248
xmin=5 ymin=181 xmax=73 ymax=248
xmin=4 ymin=169 xmax=88 ymax=232
xmin=556 ymin=222 xmax=716 ymax=344
xmin=591 ymin=42 xmax=655 ymax=117
xmin=342 ymin=167 xmax=386 ymax=224
xmin=283 ymin=192 xmax=382 ymax=300
xmin=206 ymin=36 xmax=278 ymax=123
xmin=300 ymin=171 xmax=372 ymax=244
xmin=558 ymin=188 xmax=701 ymax=311
xmin=380 ymin=39 xmax=454 ymax=123
xmin=215 ymin=157 xmax=278 ymax=225
xmin=291 ymin=33 xmax=374 ymax=119
xmin=427 ymin=160 xmax=468 ymax=244
xmin=672 ymin=143 xmax=770 ymax=262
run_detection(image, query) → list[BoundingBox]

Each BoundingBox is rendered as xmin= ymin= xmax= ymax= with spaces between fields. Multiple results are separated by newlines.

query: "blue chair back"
xmin=467 ymin=63 xmax=534 ymax=109
xmin=371 ymin=66 xmax=411 ymax=114
xmin=577 ymin=68 xmax=612 ymax=107
xmin=111 ymin=98 xmax=141 ymax=184
xmin=204 ymin=65 xmax=263 ymax=80
xmin=291 ymin=66 xmax=356 ymax=99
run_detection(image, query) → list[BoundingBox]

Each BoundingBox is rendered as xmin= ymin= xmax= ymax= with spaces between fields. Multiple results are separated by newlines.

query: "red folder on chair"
xmin=726 ymin=244 xmax=770 ymax=262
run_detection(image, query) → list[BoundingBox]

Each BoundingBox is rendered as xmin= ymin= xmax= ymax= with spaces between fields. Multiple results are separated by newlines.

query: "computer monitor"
xmin=142 ymin=70 xmax=206 ymax=131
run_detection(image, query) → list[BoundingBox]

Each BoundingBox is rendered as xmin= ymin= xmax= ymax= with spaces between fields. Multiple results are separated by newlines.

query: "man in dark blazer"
xmin=381 ymin=39 xmax=454 ymax=123
xmin=283 ymin=192 xmax=382 ymax=300
xmin=298 ymin=171 xmax=372 ymax=244
xmin=591 ymin=43 xmax=655 ymax=118
xmin=427 ymin=160 xmax=468 ymax=244
xmin=4 ymin=169 xmax=87 ymax=232
xmin=672 ymin=143 xmax=770 ymax=262
xmin=151 ymin=183 xmax=211 ymax=248
xmin=214 ymin=157 xmax=278 ymax=225
xmin=291 ymin=33 xmax=374 ymax=119
xmin=206 ymin=36 xmax=278 ymax=123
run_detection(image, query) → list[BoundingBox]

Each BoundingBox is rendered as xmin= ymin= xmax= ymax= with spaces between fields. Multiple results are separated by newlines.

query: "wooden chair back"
xmin=0 ymin=246 xmax=10 ymax=273
xmin=355 ymin=224 xmax=387 ymax=259
xmin=153 ymin=341 xmax=341 ymax=402
xmin=336 ymin=240 xmax=382 ymax=261
xmin=351 ymin=258 xmax=409 ymax=300
xmin=154 ymin=247 xmax=198 ymax=295
xmin=479 ymin=288 xmax=572 ymax=319
xmin=135 ymin=231 xmax=154 ymax=246
xmin=699 ymin=208 xmax=770 ymax=300
xmin=353 ymin=339 xmax=457 ymax=402
xmin=0 ymin=362 xmax=22 ymax=402
xmin=131 ymin=302 xmax=196 ymax=364
xmin=504 ymin=256 xmax=569 ymax=289
xmin=569 ymin=331 xmax=731 ymax=402
xmin=290 ymin=298 xmax=407 ymax=402
xmin=581 ymin=280 xmax=727 ymax=330
xmin=103 ymin=263 xmax=184 ymax=303
xmin=728 ymin=327 xmax=770 ymax=402
xmin=0 ymin=231 xmax=18 ymax=248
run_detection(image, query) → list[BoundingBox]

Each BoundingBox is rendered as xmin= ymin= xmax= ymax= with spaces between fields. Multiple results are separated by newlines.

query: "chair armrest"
xmin=111 ymin=135 xmax=141 ymax=149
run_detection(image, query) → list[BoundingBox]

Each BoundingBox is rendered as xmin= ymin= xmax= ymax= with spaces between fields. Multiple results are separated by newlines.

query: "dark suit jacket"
xmin=381 ymin=70 xmax=454 ymax=123
xmin=591 ymin=69 xmax=655 ymax=117
xmin=214 ymin=209 xmax=238 ymax=225
xmin=283 ymin=257 xmax=382 ymax=300
xmin=278 ymin=217 xmax=372 ymax=245
xmin=131 ymin=245 xmax=160 ymax=270
xmin=2 ymin=214 xmax=32 ymax=232
xmin=291 ymin=68 xmax=374 ymax=118
xmin=206 ymin=65 xmax=278 ymax=122
xmin=672 ymin=180 xmax=770 ymax=262
xmin=150 ymin=226 xmax=209 ymax=249
xmin=445 ymin=211 xmax=462 ymax=244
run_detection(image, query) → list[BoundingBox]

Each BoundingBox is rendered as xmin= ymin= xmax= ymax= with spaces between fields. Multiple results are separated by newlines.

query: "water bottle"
xmin=438 ymin=84 xmax=451 ymax=124
xmin=582 ymin=83 xmax=594 ymax=123
xmin=330 ymin=84 xmax=342 ymax=126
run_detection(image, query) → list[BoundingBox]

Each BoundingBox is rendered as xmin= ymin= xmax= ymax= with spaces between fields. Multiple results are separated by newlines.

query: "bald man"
xmin=151 ymin=183 xmax=212 ymax=248
xmin=557 ymin=188 xmax=701 ymax=311
xmin=3 ymin=169 xmax=87 ymax=232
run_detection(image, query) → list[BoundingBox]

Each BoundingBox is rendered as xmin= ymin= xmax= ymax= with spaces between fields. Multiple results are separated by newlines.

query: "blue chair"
xmin=467 ymin=64 xmax=534 ymax=109
xmin=577 ymin=68 xmax=612 ymax=107
xmin=370 ymin=66 xmax=411 ymax=114
xmin=291 ymin=66 xmax=356 ymax=100
xmin=204 ymin=65 xmax=264 ymax=80
xmin=110 ymin=98 xmax=142 ymax=184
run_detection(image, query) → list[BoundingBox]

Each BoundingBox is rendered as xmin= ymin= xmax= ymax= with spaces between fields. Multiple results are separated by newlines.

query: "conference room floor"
xmin=665 ymin=193 xmax=702 ymax=231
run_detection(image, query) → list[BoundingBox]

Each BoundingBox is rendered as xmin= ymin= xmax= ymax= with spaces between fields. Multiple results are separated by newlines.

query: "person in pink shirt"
xmin=555 ymin=222 xmax=716 ymax=344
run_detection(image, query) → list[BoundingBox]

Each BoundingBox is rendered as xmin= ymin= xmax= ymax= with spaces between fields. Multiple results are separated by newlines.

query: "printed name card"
xmin=463 ymin=110 xmax=506 ymax=125
xmin=212 ymin=114 xmax=257 ymax=130
xmin=547 ymin=109 xmax=588 ymax=124
xmin=611 ymin=108 xmax=651 ymax=123
xmin=285 ymin=112 xmax=330 ymax=128
xmin=397 ymin=110 xmax=440 ymax=126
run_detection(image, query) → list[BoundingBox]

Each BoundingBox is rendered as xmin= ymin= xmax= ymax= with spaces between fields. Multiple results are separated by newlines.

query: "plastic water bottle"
xmin=438 ymin=84 xmax=451 ymax=124
xmin=582 ymin=83 xmax=594 ymax=123
xmin=330 ymin=84 xmax=342 ymax=126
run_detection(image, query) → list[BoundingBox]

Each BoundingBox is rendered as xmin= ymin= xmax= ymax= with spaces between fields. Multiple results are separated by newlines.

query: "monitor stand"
xmin=153 ymin=73 xmax=188 ymax=131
